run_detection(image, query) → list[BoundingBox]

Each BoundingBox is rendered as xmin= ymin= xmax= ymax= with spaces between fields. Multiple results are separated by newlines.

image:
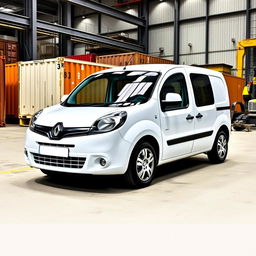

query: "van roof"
xmin=98 ymin=64 xmax=223 ymax=76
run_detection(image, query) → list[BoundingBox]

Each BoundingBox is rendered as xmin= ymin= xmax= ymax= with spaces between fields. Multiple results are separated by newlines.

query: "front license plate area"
xmin=39 ymin=146 xmax=69 ymax=157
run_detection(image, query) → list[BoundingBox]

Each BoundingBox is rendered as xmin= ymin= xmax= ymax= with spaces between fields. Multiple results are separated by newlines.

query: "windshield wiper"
xmin=110 ymin=101 xmax=138 ymax=107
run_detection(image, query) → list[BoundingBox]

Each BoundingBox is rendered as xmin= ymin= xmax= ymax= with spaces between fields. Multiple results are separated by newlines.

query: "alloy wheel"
xmin=136 ymin=148 xmax=155 ymax=182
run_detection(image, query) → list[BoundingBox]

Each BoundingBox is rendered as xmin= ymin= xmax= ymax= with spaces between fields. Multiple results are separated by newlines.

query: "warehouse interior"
xmin=0 ymin=0 xmax=255 ymax=76
xmin=1 ymin=0 xmax=256 ymax=237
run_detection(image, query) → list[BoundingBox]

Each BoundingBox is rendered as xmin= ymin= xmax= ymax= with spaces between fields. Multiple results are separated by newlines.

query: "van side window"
xmin=160 ymin=73 xmax=189 ymax=111
xmin=190 ymin=74 xmax=214 ymax=107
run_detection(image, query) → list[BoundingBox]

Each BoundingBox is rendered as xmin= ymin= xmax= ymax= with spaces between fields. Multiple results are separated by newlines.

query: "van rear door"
xmin=189 ymin=72 xmax=216 ymax=153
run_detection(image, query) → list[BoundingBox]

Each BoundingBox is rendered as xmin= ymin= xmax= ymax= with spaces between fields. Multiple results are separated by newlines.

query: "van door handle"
xmin=196 ymin=113 xmax=203 ymax=119
xmin=186 ymin=114 xmax=194 ymax=120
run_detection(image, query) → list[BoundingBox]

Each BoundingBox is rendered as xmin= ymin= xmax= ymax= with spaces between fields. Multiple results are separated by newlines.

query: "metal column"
xmin=98 ymin=0 xmax=102 ymax=34
xmin=205 ymin=0 xmax=209 ymax=64
xmin=60 ymin=2 xmax=73 ymax=56
xmin=138 ymin=0 xmax=148 ymax=53
xmin=245 ymin=0 xmax=251 ymax=81
xmin=25 ymin=0 xmax=37 ymax=60
xmin=174 ymin=0 xmax=180 ymax=64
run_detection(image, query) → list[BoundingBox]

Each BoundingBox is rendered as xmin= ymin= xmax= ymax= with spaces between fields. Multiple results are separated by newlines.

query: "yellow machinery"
xmin=236 ymin=38 xmax=256 ymax=78
xmin=233 ymin=39 xmax=256 ymax=129
xmin=236 ymin=38 xmax=256 ymax=97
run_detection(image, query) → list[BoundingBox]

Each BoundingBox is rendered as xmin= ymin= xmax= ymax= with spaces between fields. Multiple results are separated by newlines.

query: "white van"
xmin=25 ymin=64 xmax=231 ymax=188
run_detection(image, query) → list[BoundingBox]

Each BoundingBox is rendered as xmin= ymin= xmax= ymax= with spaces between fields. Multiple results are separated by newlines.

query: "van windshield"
xmin=64 ymin=71 xmax=160 ymax=107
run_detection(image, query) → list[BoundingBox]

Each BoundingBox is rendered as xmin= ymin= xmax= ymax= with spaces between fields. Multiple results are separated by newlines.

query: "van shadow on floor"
xmin=33 ymin=155 xmax=210 ymax=194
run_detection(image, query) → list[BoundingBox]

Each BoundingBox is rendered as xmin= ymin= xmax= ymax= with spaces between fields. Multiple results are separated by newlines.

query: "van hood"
xmin=35 ymin=104 xmax=125 ymax=127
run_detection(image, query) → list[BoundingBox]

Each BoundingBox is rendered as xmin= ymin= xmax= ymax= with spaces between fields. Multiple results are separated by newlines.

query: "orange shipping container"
xmin=63 ymin=58 xmax=113 ymax=94
xmin=0 ymin=40 xmax=19 ymax=64
xmin=5 ymin=63 xmax=19 ymax=119
xmin=96 ymin=52 xmax=173 ymax=66
xmin=0 ymin=56 xmax=6 ymax=127
xmin=223 ymin=74 xmax=245 ymax=106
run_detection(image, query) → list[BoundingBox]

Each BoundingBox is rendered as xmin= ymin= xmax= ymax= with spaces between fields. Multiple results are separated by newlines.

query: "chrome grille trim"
xmin=37 ymin=142 xmax=75 ymax=148
xmin=32 ymin=153 xmax=86 ymax=169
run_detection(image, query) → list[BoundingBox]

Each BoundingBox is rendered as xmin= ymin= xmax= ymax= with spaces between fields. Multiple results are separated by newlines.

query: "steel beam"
xmin=174 ymin=0 xmax=180 ymax=64
xmin=205 ymin=0 xmax=209 ymax=64
xmin=67 ymin=0 xmax=145 ymax=27
xmin=138 ymin=0 xmax=149 ymax=53
xmin=60 ymin=2 xmax=73 ymax=56
xmin=98 ymin=0 xmax=102 ymax=34
xmin=37 ymin=20 xmax=144 ymax=52
xmin=245 ymin=0 xmax=251 ymax=81
xmin=25 ymin=0 xmax=37 ymax=60
xmin=0 ymin=12 xmax=29 ymax=27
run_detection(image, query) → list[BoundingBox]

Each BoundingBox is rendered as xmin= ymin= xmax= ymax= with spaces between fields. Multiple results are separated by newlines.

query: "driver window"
xmin=160 ymin=73 xmax=189 ymax=111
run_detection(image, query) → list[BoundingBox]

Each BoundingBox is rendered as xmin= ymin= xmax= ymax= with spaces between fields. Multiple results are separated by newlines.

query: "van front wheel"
xmin=124 ymin=142 xmax=157 ymax=188
xmin=207 ymin=130 xmax=228 ymax=164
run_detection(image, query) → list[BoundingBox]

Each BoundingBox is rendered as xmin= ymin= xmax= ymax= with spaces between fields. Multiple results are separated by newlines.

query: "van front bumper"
xmin=24 ymin=128 xmax=132 ymax=175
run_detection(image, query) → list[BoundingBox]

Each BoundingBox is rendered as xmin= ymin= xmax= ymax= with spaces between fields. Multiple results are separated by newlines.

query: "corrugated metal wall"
xmin=101 ymin=13 xmax=137 ymax=33
xmin=251 ymin=12 xmax=256 ymax=38
xmin=209 ymin=15 xmax=245 ymax=52
xmin=74 ymin=16 xmax=99 ymax=34
xmin=149 ymin=26 xmax=174 ymax=59
xmin=149 ymin=0 xmax=174 ymax=25
xmin=209 ymin=0 xmax=246 ymax=15
xmin=180 ymin=54 xmax=205 ymax=65
xmin=180 ymin=21 xmax=205 ymax=54
xmin=209 ymin=15 xmax=245 ymax=66
xmin=180 ymin=0 xmax=206 ymax=20
xmin=252 ymin=1 xmax=256 ymax=8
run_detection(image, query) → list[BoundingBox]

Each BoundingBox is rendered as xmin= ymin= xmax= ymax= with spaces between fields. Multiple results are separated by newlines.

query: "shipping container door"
xmin=19 ymin=59 xmax=62 ymax=117
xmin=0 ymin=57 xmax=6 ymax=126
xmin=5 ymin=63 xmax=19 ymax=118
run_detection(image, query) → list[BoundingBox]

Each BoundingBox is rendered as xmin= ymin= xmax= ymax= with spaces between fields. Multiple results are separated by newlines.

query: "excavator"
xmin=232 ymin=38 xmax=256 ymax=131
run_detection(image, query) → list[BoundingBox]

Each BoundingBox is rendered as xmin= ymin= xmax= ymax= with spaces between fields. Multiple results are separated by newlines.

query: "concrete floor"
xmin=0 ymin=124 xmax=256 ymax=224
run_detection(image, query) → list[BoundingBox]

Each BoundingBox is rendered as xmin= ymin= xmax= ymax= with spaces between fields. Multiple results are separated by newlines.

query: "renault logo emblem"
xmin=50 ymin=122 xmax=63 ymax=139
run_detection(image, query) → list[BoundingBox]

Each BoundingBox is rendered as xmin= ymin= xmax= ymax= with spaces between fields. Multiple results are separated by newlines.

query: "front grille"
xmin=32 ymin=124 xmax=91 ymax=140
xmin=32 ymin=153 xmax=86 ymax=169
xmin=248 ymin=101 xmax=256 ymax=112
xmin=33 ymin=125 xmax=51 ymax=137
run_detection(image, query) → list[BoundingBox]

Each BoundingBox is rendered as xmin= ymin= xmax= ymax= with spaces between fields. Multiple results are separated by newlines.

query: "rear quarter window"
xmin=190 ymin=73 xmax=214 ymax=107
xmin=209 ymin=76 xmax=228 ymax=104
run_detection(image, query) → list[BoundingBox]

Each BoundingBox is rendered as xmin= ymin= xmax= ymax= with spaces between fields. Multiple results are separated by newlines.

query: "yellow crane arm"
xmin=237 ymin=38 xmax=256 ymax=78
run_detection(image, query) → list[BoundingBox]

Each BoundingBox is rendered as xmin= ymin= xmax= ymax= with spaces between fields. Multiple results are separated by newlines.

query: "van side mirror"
xmin=161 ymin=93 xmax=182 ymax=112
xmin=162 ymin=93 xmax=182 ymax=103
xmin=61 ymin=95 xmax=69 ymax=103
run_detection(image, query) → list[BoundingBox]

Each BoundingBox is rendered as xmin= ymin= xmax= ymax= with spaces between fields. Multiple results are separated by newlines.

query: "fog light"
xmin=24 ymin=148 xmax=28 ymax=157
xmin=99 ymin=158 xmax=107 ymax=167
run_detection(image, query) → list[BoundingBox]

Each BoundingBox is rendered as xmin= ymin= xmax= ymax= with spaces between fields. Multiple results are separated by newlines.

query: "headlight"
xmin=29 ymin=109 xmax=43 ymax=129
xmin=90 ymin=111 xmax=127 ymax=133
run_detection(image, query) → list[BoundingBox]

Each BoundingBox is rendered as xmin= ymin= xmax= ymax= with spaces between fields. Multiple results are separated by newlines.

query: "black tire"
xmin=207 ymin=130 xmax=228 ymax=164
xmin=124 ymin=142 xmax=157 ymax=188
xmin=233 ymin=126 xmax=244 ymax=131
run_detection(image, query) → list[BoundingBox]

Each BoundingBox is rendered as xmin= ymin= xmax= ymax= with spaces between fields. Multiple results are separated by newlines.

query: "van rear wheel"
xmin=207 ymin=130 xmax=228 ymax=164
xmin=124 ymin=142 xmax=157 ymax=188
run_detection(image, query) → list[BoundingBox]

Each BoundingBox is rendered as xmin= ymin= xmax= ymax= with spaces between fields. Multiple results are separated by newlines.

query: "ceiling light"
xmin=0 ymin=7 xmax=14 ymax=13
